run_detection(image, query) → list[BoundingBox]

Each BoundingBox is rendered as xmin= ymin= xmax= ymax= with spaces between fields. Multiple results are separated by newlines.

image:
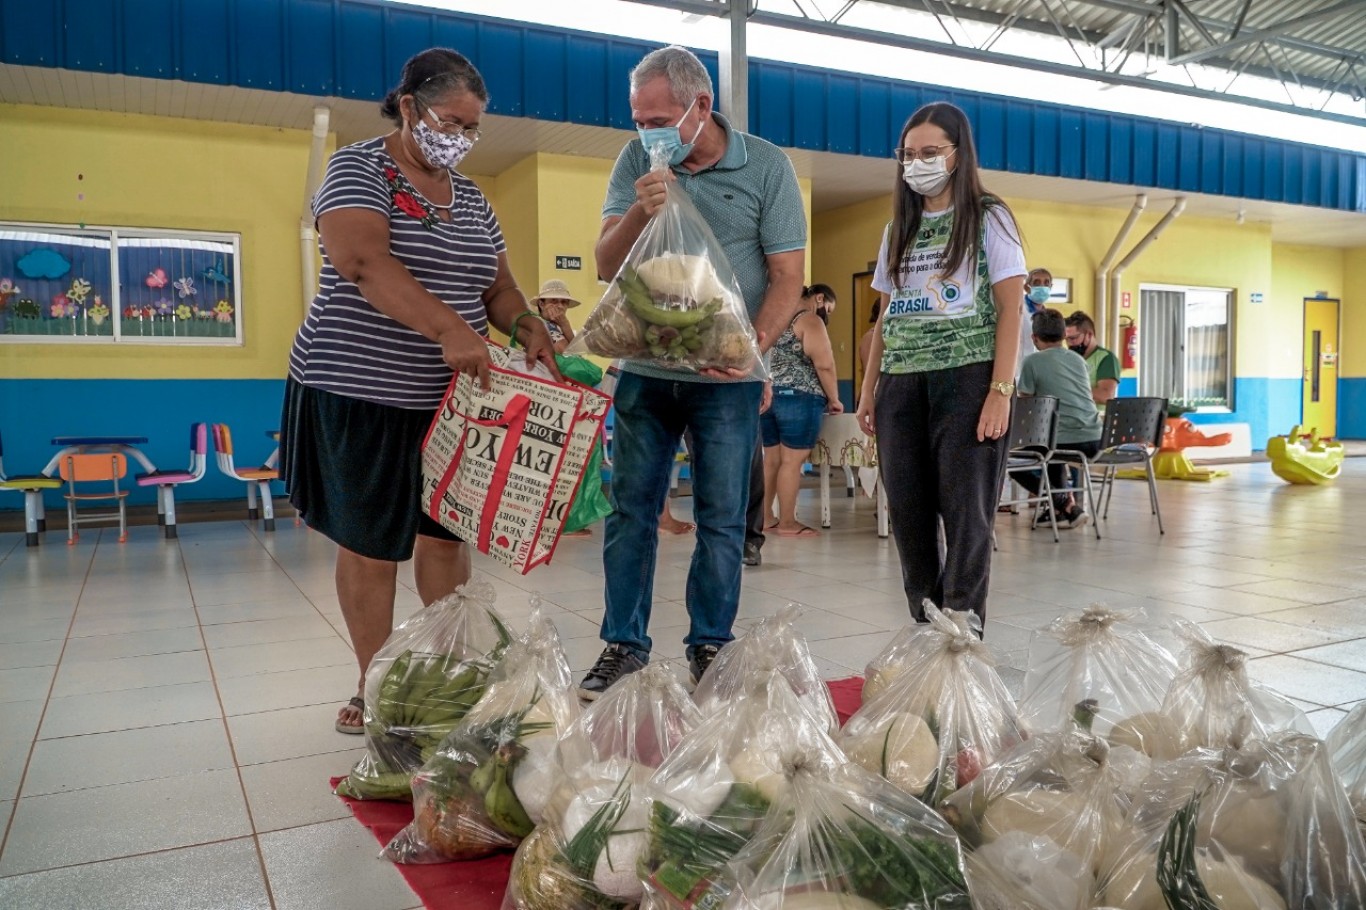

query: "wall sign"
xmin=1121 ymin=291 xmax=1132 ymax=309
xmin=555 ymin=255 xmax=582 ymax=270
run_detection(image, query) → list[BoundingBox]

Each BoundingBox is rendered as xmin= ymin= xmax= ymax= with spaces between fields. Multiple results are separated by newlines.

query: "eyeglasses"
xmin=894 ymin=144 xmax=956 ymax=164
xmin=420 ymin=105 xmax=482 ymax=142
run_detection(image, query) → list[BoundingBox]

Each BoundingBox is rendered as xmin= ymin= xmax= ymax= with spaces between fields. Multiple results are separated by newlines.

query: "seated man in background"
xmin=1064 ymin=310 xmax=1120 ymax=407
xmin=1017 ymin=309 xmax=1103 ymax=529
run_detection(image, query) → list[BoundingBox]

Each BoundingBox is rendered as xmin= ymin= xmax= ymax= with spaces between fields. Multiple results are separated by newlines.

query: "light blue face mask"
xmin=1028 ymin=285 xmax=1052 ymax=305
xmin=637 ymin=96 xmax=703 ymax=166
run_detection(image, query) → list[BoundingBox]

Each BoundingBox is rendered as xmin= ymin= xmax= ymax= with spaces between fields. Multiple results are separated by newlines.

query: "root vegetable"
xmin=1103 ymin=851 xmax=1286 ymax=910
xmin=974 ymin=831 xmax=1094 ymax=910
xmin=511 ymin=733 xmax=559 ymax=824
xmin=730 ymin=744 xmax=791 ymax=804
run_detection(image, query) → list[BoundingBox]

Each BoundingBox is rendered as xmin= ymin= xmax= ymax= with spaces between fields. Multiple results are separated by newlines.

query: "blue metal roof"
xmin=4 ymin=0 xmax=1362 ymax=212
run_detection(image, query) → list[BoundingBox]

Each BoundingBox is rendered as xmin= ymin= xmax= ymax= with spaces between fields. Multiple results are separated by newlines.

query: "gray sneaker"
xmin=688 ymin=644 xmax=722 ymax=687
xmin=577 ymin=644 xmax=646 ymax=701
xmin=742 ymin=542 xmax=762 ymax=566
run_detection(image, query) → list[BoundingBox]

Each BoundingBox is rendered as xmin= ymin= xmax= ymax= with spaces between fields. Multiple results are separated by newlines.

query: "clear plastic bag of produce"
xmin=1328 ymin=701 xmax=1366 ymax=837
xmin=839 ymin=602 xmax=1024 ymax=807
xmin=502 ymin=662 xmax=703 ymax=910
xmin=642 ymin=673 xmax=845 ymax=910
xmin=721 ymin=761 xmax=972 ymax=910
xmin=335 ymin=579 xmax=515 ymax=801
xmin=1018 ymin=605 xmax=1181 ymax=758
xmin=941 ymin=731 xmax=1151 ymax=910
xmin=1097 ymin=728 xmax=1366 ymax=909
xmin=1162 ymin=619 xmax=1312 ymax=752
xmin=565 ymin=143 xmax=767 ymax=379
xmin=383 ymin=606 xmax=579 ymax=862
xmin=693 ymin=604 xmax=838 ymax=734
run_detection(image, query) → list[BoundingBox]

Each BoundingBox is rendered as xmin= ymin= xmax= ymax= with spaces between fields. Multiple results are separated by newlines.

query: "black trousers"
xmin=874 ymin=361 xmax=1009 ymax=628
xmin=746 ymin=427 xmax=766 ymax=549
xmin=1012 ymin=438 xmax=1101 ymax=510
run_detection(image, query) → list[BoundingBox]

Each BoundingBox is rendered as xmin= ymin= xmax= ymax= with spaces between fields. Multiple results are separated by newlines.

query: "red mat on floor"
xmin=333 ymin=676 xmax=864 ymax=910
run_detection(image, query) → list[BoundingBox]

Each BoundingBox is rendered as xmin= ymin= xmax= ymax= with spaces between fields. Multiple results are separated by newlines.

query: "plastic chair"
xmin=999 ymin=395 xmax=1062 ymax=542
xmin=0 ymin=430 xmax=63 ymax=547
xmin=1090 ymin=397 xmax=1169 ymax=534
xmin=59 ymin=453 xmax=129 ymax=544
xmin=210 ymin=423 xmax=279 ymax=531
xmin=136 ymin=423 xmax=208 ymax=539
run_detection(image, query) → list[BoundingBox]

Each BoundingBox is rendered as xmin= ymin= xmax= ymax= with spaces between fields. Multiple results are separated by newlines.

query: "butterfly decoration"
xmin=201 ymin=259 xmax=232 ymax=285
xmin=173 ymin=277 xmax=197 ymax=299
xmin=65 ymin=278 xmax=93 ymax=305
xmin=145 ymin=268 xmax=168 ymax=289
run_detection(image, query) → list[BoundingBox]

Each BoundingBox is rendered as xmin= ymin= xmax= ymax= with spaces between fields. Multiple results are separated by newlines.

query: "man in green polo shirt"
xmin=1064 ymin=311 xmax=1121 ymax=406
xmin=580 ymin=45 xmax=807 ymax=700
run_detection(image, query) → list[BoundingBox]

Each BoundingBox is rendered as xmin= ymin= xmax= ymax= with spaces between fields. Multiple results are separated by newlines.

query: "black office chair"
xmin=1089 ymin=396 xmax=1169 ymax=534
xmin=999 ymin=395 xmax=1062 ymax=543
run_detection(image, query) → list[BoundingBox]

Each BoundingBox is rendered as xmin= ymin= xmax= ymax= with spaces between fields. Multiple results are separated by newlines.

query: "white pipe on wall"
xmin=1108 ymin=196 xmax=1187 ymax=353
xmin=300 ymin=106 xmax=331 ymax=317
xmin=1095 ymin=193 xmax=1146 ymax=350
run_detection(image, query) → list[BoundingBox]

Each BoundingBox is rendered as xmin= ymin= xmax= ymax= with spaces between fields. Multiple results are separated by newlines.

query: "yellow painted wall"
xmin=811 ymin=195 xmax=887 ymax=381
xmin=1344 ymin=246 xmax=1366 ymax=379
xmin=1270 ymin=244 xmax=1345 ymax=377
xmin=0 ymin=104 xmax=319 ymax=380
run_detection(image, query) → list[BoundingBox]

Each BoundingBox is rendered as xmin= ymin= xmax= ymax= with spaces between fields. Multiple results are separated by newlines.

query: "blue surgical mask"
xmin=1028 ymin=285 xmax=1051 ymax=305
xmin=637 ymin=96 xmax=703 ymax=167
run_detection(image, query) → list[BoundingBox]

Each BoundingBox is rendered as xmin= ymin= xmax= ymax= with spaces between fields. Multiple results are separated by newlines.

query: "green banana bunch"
xmin=618 ymin=265 xmax=722 ymax=330
xmin=483 ymin=750 xmax=535 ymax=838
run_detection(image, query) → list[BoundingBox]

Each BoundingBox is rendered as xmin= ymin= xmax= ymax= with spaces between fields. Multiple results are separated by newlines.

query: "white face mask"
xmin=902 ymin=157 xmax=953 ymax=197
xmin=413 ymin=118 xmax=474 ymax=170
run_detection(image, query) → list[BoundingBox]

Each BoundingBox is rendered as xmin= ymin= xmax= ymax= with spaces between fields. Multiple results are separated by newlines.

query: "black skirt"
xmin=279 ymin=378 xmax=460 ymax=562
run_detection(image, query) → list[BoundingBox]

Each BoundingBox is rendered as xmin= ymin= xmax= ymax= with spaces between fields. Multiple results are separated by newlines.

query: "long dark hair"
xmin=888 ymin=102 xmax=1021 ymax=287
xmin=380 ymin=48 xmax=488 ymax=125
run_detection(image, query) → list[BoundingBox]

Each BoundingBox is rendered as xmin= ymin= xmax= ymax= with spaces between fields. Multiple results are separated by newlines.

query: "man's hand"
xmin=633 ymin=170 xmax=672 ymax=218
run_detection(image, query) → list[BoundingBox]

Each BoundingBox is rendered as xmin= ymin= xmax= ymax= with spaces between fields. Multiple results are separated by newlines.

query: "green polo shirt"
xmin=1019 ymin=345 xmax=1103 ymax=444
xmin=603 ymin=113 xmax=807 ymax=383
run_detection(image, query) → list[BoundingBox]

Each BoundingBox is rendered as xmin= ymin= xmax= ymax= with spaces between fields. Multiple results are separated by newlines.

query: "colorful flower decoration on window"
xmin=87 ymin=296 xmax=110 ymax=325
xmin=0 ymin=278 xmax=19 ymax=309
xmin=154 ymin=298 xmax=175 ymax=317
xmin=124 ymin=305 xmax=140 ymax=319
xmin=213 ymin=300 xmax=235 ymax=324
xmin=175 ymin=303 xmax=193 ymax=321
xmin=382 ymin=166 xmax=440 ymax=230
xmin=49 ymin=294 xmax=70 ymax=318
xmin=66 ymin=278 xmax=93 ymax=306
xmin=145 ymin=268 xmax=168 ymax=289
xmin=173 ymin=277 xmax=197 ymax=299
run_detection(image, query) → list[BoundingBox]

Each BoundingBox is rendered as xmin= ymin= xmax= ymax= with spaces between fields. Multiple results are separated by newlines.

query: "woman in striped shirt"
xmin=280 ymin=48 xmax=558 ymax=734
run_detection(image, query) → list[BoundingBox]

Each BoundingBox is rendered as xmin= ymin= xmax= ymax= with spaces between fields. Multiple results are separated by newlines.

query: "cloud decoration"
xmin=16 ymin=248 xmax=72 ymax=280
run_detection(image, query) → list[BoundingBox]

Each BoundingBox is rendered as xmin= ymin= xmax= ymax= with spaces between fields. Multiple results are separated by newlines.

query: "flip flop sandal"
xmin=335 ymin=696 xmax=365 ymax=735
xmin=776 ymin=525 xmax=820 ymax=538
xmin=660 ymin=522 xmax=696 ymax=535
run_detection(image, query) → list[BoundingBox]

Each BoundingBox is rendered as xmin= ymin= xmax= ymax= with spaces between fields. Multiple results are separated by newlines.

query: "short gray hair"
xmin=630 ymin=45 xmax=713 ymax=107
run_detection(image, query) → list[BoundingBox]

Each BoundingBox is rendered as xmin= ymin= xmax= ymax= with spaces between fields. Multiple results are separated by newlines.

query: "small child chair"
xmin=210 ymin=423 xmax=280 ymax=531
xmin=59 ymin=452 xmax=129 ymax=544
xmin=136 ymin=422 xmax=208 ymax=539
xmin=0 ymin=429 xmax=63 ymax=547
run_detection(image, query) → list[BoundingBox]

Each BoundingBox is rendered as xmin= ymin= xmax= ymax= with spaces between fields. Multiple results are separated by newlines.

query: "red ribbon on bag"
xmin=427 ymin=393 xmax=533 ymax=556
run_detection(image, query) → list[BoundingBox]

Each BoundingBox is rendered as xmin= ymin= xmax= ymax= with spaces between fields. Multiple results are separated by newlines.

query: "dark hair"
xmin=802 ymin=283 xmax=837 ymax=304
xmin=888 ymin=102 xmax=1022 ymax=287
xmin=380 ymin=48 xmax=489 ymax=126
xmin=870 ymin=299 xmax=882 ymax=323
xmin=1065 ymin=310 xmax=1097 ymax=333
xmin=1032 ymin=308 xmax=1065 ymax=342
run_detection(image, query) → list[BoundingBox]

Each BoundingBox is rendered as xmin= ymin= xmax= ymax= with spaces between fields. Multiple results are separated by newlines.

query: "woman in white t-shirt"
xmin=855 ymin=102 xmax=1026 ymax=630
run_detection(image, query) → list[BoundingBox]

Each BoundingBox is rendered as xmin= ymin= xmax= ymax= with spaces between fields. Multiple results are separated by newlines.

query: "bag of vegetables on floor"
xmin=565 ymin=143 xmax=766 ymax=380
xmin=335 ymin=580 xmax=514 ymax=801
xmin=692 ymin=604 xmax=839 ymax=734
xmin=1017 ymin=605 xmax=1182 ymax=759
xmin=1097 ymin=726 xmax=1366 ymax=909
xmin=940 ymin=731 xmax=1151 ymax=910
xmin=503 ymin=662 xmax=703 ymax=910
xmin=839 ymin=602 xmax=1024 ymax=808
xmin=642 ymin=673 xmax=847 ymax=910
xmin=1161 ymin=619 xmax=1312 ymax=753
xmin=720 ymin=760 xmax=972 ymax=910
xmin=1327 ymin=701 xmax=1366 ymax=839
xmin=384 ymin=606 xmax=580 ymax=863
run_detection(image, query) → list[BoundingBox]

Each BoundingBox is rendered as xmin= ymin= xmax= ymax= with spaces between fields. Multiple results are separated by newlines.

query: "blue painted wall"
xmin=1340 ymin=379 xmax=1366 ymax=440
xmin=1 ymin=0 xmax=1361 ymax=212
xmin=2 ymin=379 xmax=287 ymax=508
xmin=1116 ymin=376 xmax=1308 ymax=450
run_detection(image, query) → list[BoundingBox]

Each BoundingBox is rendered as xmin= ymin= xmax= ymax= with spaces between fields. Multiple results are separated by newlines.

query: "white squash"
xmin=860 ymin=665 xmax=905 ymax=705
xmin=634 ymin=254 xmax=728 ymax=303
xmin=1197 ymin=783 xmax=1287 ymax=880
xmin=511 ymin=733 xmax=559 ymax=824
xmin=592 ymin=830 xmax=648 ymax=900
xmin=980 ymin=788 xmax=1122 ymax=873
xmin=730 ymin=743 xmax=790 ymax=803
xmin=1103 ymin=850 xmax=1286 ymax=910
xmin=842 ymin=712 xmax=938 ymax=795
xmin=1108 ymin=712 xmax=1189 ymax=761
xmin=973 ymin=831 xmax=1094 ymax=910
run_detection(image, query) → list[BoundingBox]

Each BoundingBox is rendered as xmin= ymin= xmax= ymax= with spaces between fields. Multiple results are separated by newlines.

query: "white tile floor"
xmin=2 ymin=458 xmax=1365 ymax=907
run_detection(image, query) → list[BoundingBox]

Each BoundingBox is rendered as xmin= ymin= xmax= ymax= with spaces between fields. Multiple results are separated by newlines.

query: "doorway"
xmin=1302 ymin=298 xmax=1340 ymax=438
xmin=851 ymin=271 xmax=878 ymax=400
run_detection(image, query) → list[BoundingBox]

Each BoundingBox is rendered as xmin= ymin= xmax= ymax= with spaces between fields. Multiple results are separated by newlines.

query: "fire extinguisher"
xmin=1121 ymin=316 xmax=1138 ymax=369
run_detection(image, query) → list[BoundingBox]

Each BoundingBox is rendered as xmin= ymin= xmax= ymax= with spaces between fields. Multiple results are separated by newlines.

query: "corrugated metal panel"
xmin=0 ymin=0 xmax=1360 ymax=212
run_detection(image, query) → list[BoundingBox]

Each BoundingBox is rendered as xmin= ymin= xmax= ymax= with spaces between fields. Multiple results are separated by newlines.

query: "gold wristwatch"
xmin=990 ymin=380 xmax=1016 ymax=397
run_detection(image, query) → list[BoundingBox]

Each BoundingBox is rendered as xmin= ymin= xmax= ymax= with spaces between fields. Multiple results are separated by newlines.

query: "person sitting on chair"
xmin=1063 ymin=310 xmax=1120 ymax=406
xmin=1017 ymin=308 xmax=1102 ymax=529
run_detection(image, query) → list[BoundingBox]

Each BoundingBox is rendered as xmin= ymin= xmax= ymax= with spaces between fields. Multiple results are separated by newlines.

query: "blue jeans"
xmin=602 ymin=372 xmax=762 ymax=659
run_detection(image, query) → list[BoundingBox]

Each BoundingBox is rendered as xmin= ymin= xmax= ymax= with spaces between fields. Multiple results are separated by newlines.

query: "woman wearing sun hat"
xmin=529 ymin=278 xmax=581 ymax=353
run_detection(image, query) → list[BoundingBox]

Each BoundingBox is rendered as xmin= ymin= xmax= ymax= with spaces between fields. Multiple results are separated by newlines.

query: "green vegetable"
xmin=647 ymin=783 xmax=772 ymax=907
xmin=1156 ymin=794 xmax=1221 ymax=910
xmin=819 ymin=811 xmax=971 ymax=909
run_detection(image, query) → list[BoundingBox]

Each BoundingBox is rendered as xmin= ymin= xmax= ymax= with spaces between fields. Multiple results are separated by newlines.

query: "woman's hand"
xmin=977 ymin=393 xmax=1011 ymax=442
xmin=827 ymin=398 xmax=845 ymax=415
xmin=438 ymin=325 xmax=494 ymax=390
xmin=856 ymin=395 xmax=876 ymax=436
